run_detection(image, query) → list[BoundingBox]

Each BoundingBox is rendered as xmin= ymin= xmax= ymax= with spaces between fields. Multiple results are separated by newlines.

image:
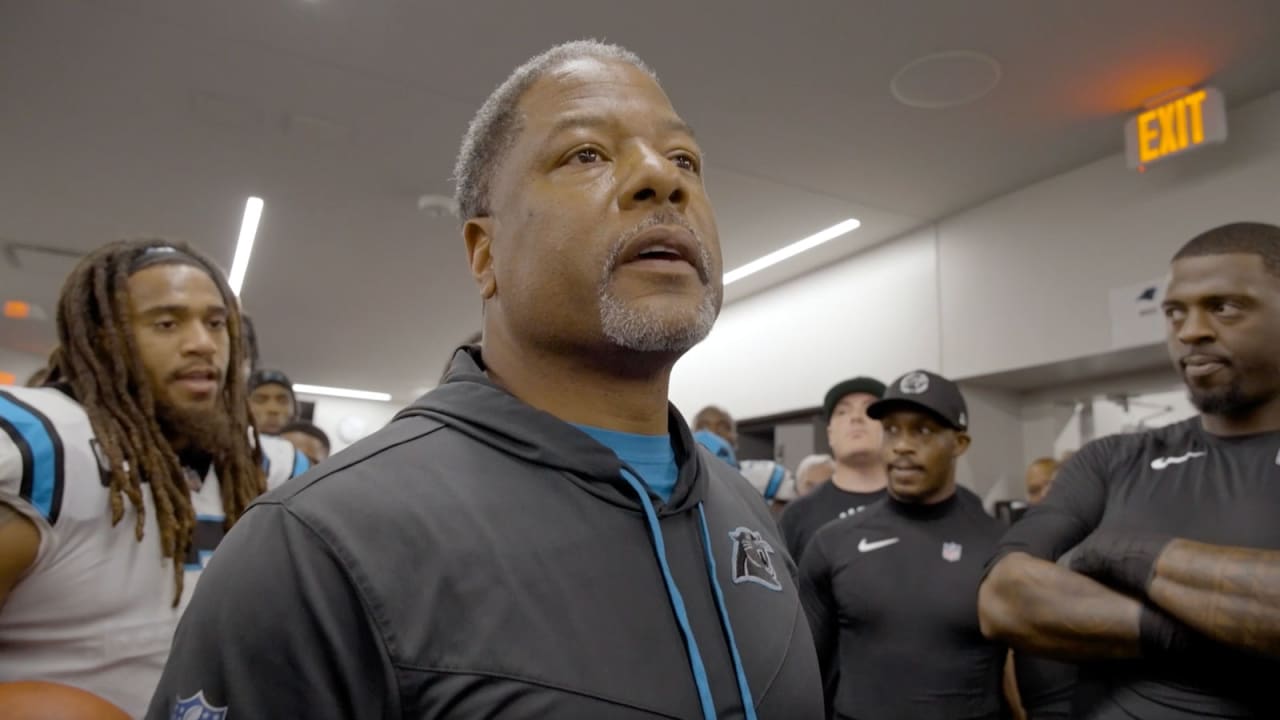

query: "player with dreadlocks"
xmin=0 ymin=238 xmax=287 ymax=716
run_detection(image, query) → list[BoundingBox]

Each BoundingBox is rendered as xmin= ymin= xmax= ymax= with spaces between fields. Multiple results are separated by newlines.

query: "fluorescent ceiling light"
xmin=293 ymin=383 xmax=393 ymax=402
xmin=228 ymin=196 xmax=264 ymax=296
xmin=723 ymin=218 xmax=861 ymax=286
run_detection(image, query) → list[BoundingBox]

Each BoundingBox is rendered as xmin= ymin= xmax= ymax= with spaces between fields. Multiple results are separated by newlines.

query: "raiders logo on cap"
xmin=900 ymin=372 xmax=930 ymax=395
xmin=867 ymin=369 xmax=969 ymax=431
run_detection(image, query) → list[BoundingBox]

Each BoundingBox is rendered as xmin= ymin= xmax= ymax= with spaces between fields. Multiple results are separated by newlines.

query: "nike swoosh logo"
xmin=1150 ymin=451 xmax=1207 ymax=470
xmin=857 ymin=537 xmax=900 ymax=553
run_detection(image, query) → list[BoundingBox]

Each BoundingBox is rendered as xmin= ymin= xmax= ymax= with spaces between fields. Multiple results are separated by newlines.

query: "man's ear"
xmin=952 ymin=432 xmax=972 ymax=459
xmin=463 ymin=218 xmax=498 ymax=300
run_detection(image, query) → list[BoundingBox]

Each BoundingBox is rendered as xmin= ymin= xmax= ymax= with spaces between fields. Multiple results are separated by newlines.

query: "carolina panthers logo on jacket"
xmin=728 ymin=526 xmax=781 ymax=591
xmin=172 ymin=690 xmax=226 ymax=720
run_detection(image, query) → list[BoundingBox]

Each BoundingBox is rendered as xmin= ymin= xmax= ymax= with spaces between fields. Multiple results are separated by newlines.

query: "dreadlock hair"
xmin=48 ymin=238 xmax=265 ymax=606
xmin=240 ymin=312 xmax=261 ymax=374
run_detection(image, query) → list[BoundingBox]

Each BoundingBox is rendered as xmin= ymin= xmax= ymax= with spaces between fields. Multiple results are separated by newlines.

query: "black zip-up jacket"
xmin=147 ymin=348 xmax=823 ymax=719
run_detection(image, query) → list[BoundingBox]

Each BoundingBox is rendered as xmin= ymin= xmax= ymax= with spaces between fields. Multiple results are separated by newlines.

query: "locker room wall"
xmin=671 ymin=89 xmax=1280 ymax=422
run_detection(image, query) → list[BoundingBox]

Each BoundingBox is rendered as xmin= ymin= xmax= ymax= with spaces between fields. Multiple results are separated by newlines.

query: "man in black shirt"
xmin=779 ymin=377 xmax=888 ymax=561
xmin=979 ymin=221 xmax=1280 ymax=719
xmin=800 ymin=370 xmax=1011 ymax=720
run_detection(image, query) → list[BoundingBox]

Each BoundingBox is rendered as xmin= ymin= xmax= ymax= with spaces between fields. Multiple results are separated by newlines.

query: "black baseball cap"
xmin=822 ymin=377 xmax=887 ymax=422
xmin=867 ymin=370 xmax=968 ymax=431
xmin=248 ymin=369 xmax=295 ymax=396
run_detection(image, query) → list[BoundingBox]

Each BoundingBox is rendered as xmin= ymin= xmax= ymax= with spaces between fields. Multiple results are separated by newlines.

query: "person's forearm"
xmin=979 ymin=552 xmax=1142 ymax=660
xmin=1147 ymin=539 xmax=1280 ymax=656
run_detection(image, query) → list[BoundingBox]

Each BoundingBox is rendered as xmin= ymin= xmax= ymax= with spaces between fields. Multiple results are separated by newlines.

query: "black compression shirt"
xmin=995 ymin=417 xmax=1280 ymax=719
xmin=800 ymin=490 xmax=1008 ymax=720
xmin=1014 ymin=653 xmax=1074 ymax=720
xmin=779 ymin=481 xmax=886 ymax=561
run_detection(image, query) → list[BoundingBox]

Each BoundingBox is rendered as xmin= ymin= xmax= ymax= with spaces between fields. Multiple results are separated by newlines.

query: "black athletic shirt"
xmin=779 ymin=481 xmax=886 ymax=562
xmin=1013 ymin=653 xmax=1074 ymax=720
xmin=799 ymin=490 xmax=1008 ymax=720
xmin=995 ymin=416 xmax=1280 ymax=719
xmin=1004 ymin=520 xmax=1076 ymax=719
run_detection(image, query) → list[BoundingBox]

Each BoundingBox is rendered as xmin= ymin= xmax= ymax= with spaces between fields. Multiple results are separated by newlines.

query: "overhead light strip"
xmin=723 ymin=218 xmax=861 ymax=286
xmin=293 ymin=383 xmax=393 ymax=403
xmin=228 ymin=196 xmax=264 ymax=296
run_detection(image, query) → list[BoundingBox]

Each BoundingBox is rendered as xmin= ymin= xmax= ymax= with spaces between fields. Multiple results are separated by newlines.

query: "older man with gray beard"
xmin=148 ymin=40 xmax=823 ymax=720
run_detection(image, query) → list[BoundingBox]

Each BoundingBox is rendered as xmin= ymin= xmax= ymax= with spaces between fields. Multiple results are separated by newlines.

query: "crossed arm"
xmin=978 ymin=552 xmax=1143 ymax=660
xmin=1146 ymin=539 xmax=1280 ymax=656
xmin=980 ymin=539 xmax=1280 ymax=660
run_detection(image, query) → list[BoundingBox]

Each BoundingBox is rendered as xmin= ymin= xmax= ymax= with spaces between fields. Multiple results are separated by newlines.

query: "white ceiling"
xmin=3 ymin=0 xmax=1279 ymax=399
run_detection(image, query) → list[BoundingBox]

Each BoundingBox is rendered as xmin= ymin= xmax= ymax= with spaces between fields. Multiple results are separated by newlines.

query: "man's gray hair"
xmin=452 ymin=40 xmax=657 ymax=222
xmin=796 ymin=454 xmax=834 ymax=478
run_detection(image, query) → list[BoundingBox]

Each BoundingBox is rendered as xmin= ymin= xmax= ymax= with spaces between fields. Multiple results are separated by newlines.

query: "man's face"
xmin=881 ymin=408 xmax=968 ymax=504
xmin=468 ymin=57 xmax=722 ymax=358
xmin=249 ymin=384 xmax=295 ymax=435
xmin=1163 ymin=254 xmax=1280 ymax=418
xmin=826 ymin=393 xmax=882 ymax=463
xmin=282 ymin=430 xmax=328 ymax=464
xmin=126 ymin=264 xmax=230 ymax=419
xmin=699 ymin=409 xmax=738 ymax=448
xmin=1024 ymin=460 xmax=1057 ymax=505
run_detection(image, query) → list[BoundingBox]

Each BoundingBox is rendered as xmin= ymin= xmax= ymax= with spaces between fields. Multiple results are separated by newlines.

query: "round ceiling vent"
xmin=890 ymin=51 xmax=1002 ymax=110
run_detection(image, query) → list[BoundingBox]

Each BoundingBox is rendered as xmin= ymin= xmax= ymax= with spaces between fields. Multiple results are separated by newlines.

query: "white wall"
xmin=301 ymin=394 xmax=402 ymax=454
xmin=940 ymin=90 xmax=1280 ymax=379
xmin=955 ymin=384 xmax=1027 ymax=509
xmin=671 ymin=227 xmax=941 ymax=419
xmin=672 ymin=90 xmax=1280 ymax=420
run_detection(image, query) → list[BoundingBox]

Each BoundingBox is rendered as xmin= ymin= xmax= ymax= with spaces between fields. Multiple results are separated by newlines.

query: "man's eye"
xmin=1213 ymin=302 xmax=1242 ymax=318
xmin=672 ymin=152 xmax=700 ymax=173
xmin=569 ymin=148 xmax=602 ymax=165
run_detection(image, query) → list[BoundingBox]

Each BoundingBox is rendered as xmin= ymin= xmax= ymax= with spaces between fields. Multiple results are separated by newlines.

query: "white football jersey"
xmin=258 ymin=432 xmax=311 ymax=487
xmin=181 ymin=433 xmax=303 ymax=607
xmin=738 ymin=459 xmax=798 ymax=502
xmin=0 ymin=386 xmax=298 ymax=717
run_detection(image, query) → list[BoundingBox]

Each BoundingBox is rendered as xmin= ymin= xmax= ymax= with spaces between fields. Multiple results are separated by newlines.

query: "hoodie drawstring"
xmin=696 ymin=502 xmax=759 ymax=720
xmin=617 ymin=467 xmax=757 ymax=720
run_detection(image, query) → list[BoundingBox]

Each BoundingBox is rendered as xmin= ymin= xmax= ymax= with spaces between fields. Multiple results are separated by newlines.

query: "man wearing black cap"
xmin=247 ymin=368 xmax=311 ymax=479
xmin=778 ymin=377 xmax=887 ymax=562
xmin=799 ymin=370 xmax=1012 ymax=720
xmin=979 ymin=222 xmax=1280 ymax=719
xmin=247 ymin=369 xmax=296 ymax=436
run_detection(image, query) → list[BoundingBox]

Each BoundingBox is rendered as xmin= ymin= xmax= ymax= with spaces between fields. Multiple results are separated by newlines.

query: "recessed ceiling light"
xmin=723 ymin=218 xmax=861 ymax=286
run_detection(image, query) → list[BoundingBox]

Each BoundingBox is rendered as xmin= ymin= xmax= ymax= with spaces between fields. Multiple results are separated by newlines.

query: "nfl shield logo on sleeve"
xmin=941 ymin=542 xmax=962 ymax=562
xmin=173 ymin=691 xmax=227 ymax=720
